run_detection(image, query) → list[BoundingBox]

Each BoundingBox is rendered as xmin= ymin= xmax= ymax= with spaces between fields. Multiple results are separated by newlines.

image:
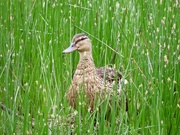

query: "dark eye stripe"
xmin=75 ymin=37 xmax=88 ymax=44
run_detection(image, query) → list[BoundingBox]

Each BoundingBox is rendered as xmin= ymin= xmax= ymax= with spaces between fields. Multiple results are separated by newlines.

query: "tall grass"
xmin=0 ymin=0 xmax=179 ymax=134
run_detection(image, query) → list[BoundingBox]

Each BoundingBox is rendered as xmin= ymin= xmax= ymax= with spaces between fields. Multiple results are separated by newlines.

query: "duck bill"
xmin=62 ymin=43 xmax=77 ymax=54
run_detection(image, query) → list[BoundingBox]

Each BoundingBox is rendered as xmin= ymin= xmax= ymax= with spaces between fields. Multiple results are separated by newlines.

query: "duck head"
xmin=62 ymin=33 xmax=92 ymax=54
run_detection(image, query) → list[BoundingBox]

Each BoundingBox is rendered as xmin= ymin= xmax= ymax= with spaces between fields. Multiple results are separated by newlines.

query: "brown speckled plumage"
xmin=63 ymin=33 xmax=122 ymax=111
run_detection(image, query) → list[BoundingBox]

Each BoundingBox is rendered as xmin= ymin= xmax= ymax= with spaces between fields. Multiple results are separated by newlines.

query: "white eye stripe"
xmin=81 ymin=36 xmax=87 ymax=39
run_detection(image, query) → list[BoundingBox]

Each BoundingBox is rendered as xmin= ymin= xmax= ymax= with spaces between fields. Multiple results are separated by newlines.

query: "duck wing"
xmin=96 ymin=67 xmax=122 ymax=85
xmin=96 ymin=67 xmax=128 ymax=111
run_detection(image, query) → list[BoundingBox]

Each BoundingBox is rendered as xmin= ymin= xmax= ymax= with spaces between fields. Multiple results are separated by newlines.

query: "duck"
xmin=62 ymin=33 xmax=123 ymax=112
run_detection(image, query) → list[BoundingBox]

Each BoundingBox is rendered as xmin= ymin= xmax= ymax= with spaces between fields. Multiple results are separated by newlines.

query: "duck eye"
xmin=81 ymin=37 xmax=86 ymax=40
xmin=75 ymin=37 xmax=88 ymax=44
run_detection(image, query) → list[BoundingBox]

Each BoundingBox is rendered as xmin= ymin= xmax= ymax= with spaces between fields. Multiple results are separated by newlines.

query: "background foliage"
xmin=0 ymin=0 xmax=179 ymax=134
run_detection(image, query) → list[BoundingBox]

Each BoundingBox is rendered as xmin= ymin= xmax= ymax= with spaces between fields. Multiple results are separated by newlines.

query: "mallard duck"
xmin=63 ymin=33 xmax=122 ymax=111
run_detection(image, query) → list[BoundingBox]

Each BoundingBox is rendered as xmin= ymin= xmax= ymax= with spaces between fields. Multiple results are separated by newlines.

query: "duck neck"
xmin=77 ymin=51 xmax=96 ymax=71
